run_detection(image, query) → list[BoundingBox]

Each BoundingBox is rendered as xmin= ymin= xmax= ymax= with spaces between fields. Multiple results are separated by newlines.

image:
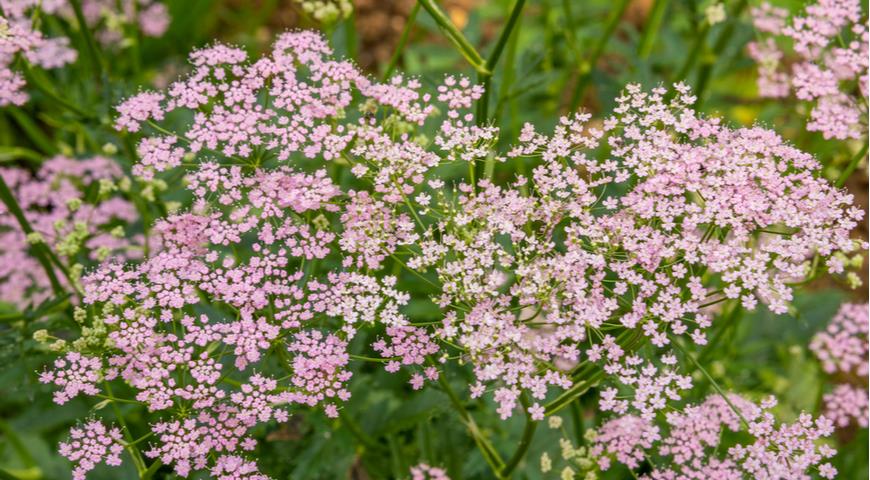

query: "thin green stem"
xmin=349 ymin=354 xmax=391 ymax=363
xmin=544 ymin=369 xmax=605 ymax=415
xmin=383 ymin=3 xmax=421 ymax=81
xmin=672 ymin=339 xmax=750 ymax=427
xmin=698 ymin=296 xmax=727 ymax=308
xmin=0 ymin=175 xmax=63 ymax=295
xmin=104 ymin=382 xmax=147 ymax=475
xmin=570 ymin=401 xmax=584 ymax=443
xmin=140 ymin=459 xmax=163 ymax=480
xmin=485 ymin=0 xmax=526 ymax=74
xmin=6 ymin=106 xmax=57 ymax=155
xmin=476 ymin=73 xmax=491 ymax=126
xmin=835 ymin=141 xmax=868 ymax=188
xmin=697 ymin=301 xmax=741 ymax=363
xmin=389 ymin=254 xmax=440 ymax=289
xmin=499 ymin=394 xmax=538 ymax=477
xmin=124 ymin=432 xmax=153 ymax=448
xmin=547 ymin=329 xmax=646 ymax=414
xmin=568 ymin=0 xmax=631 ymax=110
xmin=69 ymin=0 xmax=105 ymax=81
xmin=637 ymin=0 xmax=670 ymax=58
xmin=0 ymin=420 xmax=37 ymax=469
xmin=476 ymin=0 xmax=525 ymax=128
xmin=20 ymin=63 xmax=95 ymax=119
xmin=674 ymin=25 xmax=710 ymax=82
xmin=341 ymin=411 xmax=384 ymax=451
xmin=417 ymin=0 xmax=488 ymax=74
xmin=433 ymin=362 xmax=505 ymax=476
xmin=693 ymin=0 xmax=749 ymax=109
xmin=0 ymin=146 xmax=43 ymax=164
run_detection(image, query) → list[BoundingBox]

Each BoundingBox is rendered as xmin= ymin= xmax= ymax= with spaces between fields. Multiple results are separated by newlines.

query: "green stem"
xmin=674 ymin=24 xmax=710 ymax=82
xmin=0 ymin=420 xmax=37 ymax=469
xmin=570 ymin=400 xmax=584 ymax=443
xmin=568 ymin=0 xmax=631 ymax=110
xmin=417 ymin=0 xmax=488 ymax=74
xmin=104 ymin=382 xmax=147 ymax=475
xmin=835 ymin=141 xmax=868 ymax=188
xmin=387 ymin=434 xmax=406 ymax=478
xmin=69 ymin=0 xmax=105 ymax=81
xmin=0 ymin=146 xmax=43 ymax=164
xmin=0 ymin=175 xmax=63 ymax=295
xmin=697 ymin=301 xmax=741 ymax=363
xmin=434 ymin=364 xmax=505 ymax=476
xmin=341 ymin=412 xmax=384 ymax=451
xmin=499 ymin=395 xmax=537 ymax=477
xmin=6 ymin=106 xmax=56 ymax=155
xmin=544 ymin=369 xmax=605 ymax=415
xmin=0 ymin=312 xmax=24 ymax=322
xmin=382 ymin=3 xmax=421 ymax=81
xmin=485 ymin=0 xmax=526 ymax=74
xmin=637 ymin=0 xmax=670 ymax=58
xmin=140 ymin=459 xmax=163 ymax=480
xmin=20 ymin=63 xmax=95 ymax=119
xmin=389 ymin=254 xmax=440 ymax=289
xmin=476 ymin=73 xmax=491 ymax=126
xmin=672 ymin=338 xmax=750 ymax=427
xmin=476 ymin=0 xmax=526 ymax=128
xmin=124 ymin=432 xmax=154 ymax=448
xmin=467 ymin=151 xmax=477 ymax=187
xmin=693 ymin=0 xmax=749 ymax=109
xmin=547 ymin=328 xmax=646 ymax=414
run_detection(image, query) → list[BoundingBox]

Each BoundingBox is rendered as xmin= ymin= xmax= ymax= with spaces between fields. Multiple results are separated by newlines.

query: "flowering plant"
xmin=0 ymin=0 xmax=867 ymax=479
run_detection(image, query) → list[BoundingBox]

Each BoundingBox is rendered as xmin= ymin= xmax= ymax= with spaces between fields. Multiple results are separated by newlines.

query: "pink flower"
xmin=59 ymin=420 xmax=125 ymax=480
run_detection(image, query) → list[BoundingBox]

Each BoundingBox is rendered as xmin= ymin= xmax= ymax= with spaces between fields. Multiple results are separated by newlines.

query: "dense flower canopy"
xmin=22 ymin=27 xmax=864 ymax=479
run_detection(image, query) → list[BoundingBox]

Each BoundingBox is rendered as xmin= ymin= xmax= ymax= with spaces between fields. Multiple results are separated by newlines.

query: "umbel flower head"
xmin=748 ymin=0 xmax=868 ymax=140
xmin=38 ymin=29 xmax=864 ymax=479
xmin=0 ymin=156 xmax=143 ymax=307
xmin=0 ymin=0 xmax=170 ymax=106
xmin=0 ymin=4 xmax=77 ymax=106
xmin=810 ymin=303 xmax=869 ymax=428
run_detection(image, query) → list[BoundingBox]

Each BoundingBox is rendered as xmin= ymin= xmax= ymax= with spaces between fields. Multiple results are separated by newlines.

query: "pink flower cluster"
xmin=748 ymin=0 xmax=868 ymax=140
xmin=39 ymin=351 xmax=102 ymax=404
xmin=592 ymin=394 xmax=839 ymax=479
xmin=35 ymin=29 xmax=863 ymax=479
xmin=810 ymin=302 xmax=868 ymax=376
xmin=78 ymin=0 xmax=170 ymax=43
xmin=373 ymin=325 xmax=440 ymax=389
xmin=0 ymin=1 xmax=77 ymax=106
xmin=811 ymin=302 xmax=869 ymax=429
xmin=421 ymin=83 xmax=862 ymax=417
xmin=0 ymin=156 xmax=141 ymax=307
xmin=58 ymin=420 xmax=125 ymax=480
xmin=410 ymin=463 xmax=451 ymax=480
